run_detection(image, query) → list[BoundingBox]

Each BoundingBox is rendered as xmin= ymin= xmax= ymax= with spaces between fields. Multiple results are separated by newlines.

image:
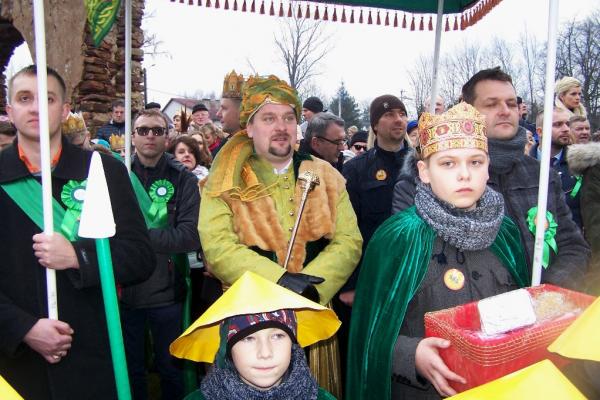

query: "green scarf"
xmin=346 ymin=206 xmax=529 ymax=400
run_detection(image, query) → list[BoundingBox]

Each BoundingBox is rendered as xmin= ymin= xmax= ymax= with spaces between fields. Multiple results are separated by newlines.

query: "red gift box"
xmin=424 ymin=284 xmax=595 ymax=393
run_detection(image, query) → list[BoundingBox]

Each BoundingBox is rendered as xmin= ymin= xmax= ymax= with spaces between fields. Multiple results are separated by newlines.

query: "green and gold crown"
xmin=109 ymin=133 xmax=125 ymax=150
xmin=418 ymin=102 xmax=487 ymax=158
xmin=222 ymin=70 xmax=245 ymax=99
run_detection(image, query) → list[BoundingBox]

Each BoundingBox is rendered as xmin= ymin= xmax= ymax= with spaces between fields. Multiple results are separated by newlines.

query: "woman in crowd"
xmin=189 ymin=131 xmax=213 ymax=168
xmin=198 ymin=123 xmax=224 ymax=157
xmin=555 ymin=77 xmax=587 ymax=118
xmin=168 ymin=135 xmax=210 ymax=181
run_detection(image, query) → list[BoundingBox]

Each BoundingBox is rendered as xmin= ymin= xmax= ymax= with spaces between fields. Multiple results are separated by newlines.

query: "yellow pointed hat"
xmin=0 ymin=376 xmax=24 ymax=400
xmin=448 ymin=360 xmax=585 ymax=399
xmin=170 ymin=271 xmax=341 ymax=362
xmin=548 ymin=296 xmax=600 ymax=362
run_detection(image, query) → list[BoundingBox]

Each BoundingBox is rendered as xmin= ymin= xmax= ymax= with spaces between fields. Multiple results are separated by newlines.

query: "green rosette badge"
xmin=61 ymin=180 xmax=87 ymax=240
xmin=527 ymin=207 xmax=558 ymax=269
xmin=148 ymin=179 xmax=174 ymax=228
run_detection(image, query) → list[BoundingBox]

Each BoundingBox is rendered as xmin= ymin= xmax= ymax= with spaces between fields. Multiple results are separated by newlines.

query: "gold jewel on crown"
xmin=62 ymin=112 xmax=86 ymax=135
xmin=222 ymin=70 xmax=245 ymax=99
xmin=418 ymin=102 xmax=487 ymax=158
xmin=109 ymin=133 xmax=125 ymax=150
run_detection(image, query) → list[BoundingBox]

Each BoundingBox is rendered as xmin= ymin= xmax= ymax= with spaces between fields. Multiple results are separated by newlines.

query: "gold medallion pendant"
xmin=444 ymin=268 xmax=465 ymax=291
xmin=375 ymin=169 xmax=387 ymax=181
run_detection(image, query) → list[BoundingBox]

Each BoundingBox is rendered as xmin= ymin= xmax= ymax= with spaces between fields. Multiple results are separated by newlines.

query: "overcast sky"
xmin=7 ymin=0 xmax=598 ymax=117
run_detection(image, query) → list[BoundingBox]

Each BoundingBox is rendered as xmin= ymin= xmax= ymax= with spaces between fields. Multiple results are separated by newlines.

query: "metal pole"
xmin=531 ymin=0 xmax=559 ymax=286
xmin=124 ymin=0 xmax=132 ymax=172
xmin=143 ymin=68 xmax=147 ymax=106
xmin=429 ymin=0 xmax=445 ymax=114
xmin=33 ymin=0 xmax=57 ymax=320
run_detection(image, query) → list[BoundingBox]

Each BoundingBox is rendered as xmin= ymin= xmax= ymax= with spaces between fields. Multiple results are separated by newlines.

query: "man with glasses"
xmin=301 ymin=112 xmax=346 ymax=171
xmin=123 ymin=108 xmax=200 ymax=400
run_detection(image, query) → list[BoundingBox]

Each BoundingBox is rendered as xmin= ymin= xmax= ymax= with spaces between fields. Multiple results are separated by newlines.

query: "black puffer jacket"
xmin=121 ymin=153 xmax=201 ymax=308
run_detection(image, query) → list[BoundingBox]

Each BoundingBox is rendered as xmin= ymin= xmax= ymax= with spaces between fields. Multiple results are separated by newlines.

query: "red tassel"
xmin=242 ymin=0 xmax=246 ymax=11
xmin=367 ymin=10 xmax=372 ymax=24
xmin=278 ymin=2 xmax=283 ymax=16
xmin=419 ymin=16 xmax=424 ymax=30
xmin=287 ymin=3 xmax=292 ymax=17
xmin=198 ymin=0 xmax=201 ymax=6
xmin=305 ymin=4 xmax=310 ymax=19
xmin=206 ymin=0 xmax=211 ymax=7
xmin=376 ymin=11 xmax=381 ymax=25
xmin=323 ymin=7 xmax=328 ymax=21
xmin=332 ymin=8 xmax=337 ymax=22
xmin=250 ymin=0 xmax=255 ymax=12
xmin=460 ymin=13 xmax=466 ymax=30
xmin=444 ymin=17 xmax=450 ymax=31
xmin=297 ymin=4 xmax=302 ymax=18
xmin=350 ymin=9 xmax=354 ymax=23
xmin=410 ymin=16 xmax=415 ymax=30
xmin=233 ymin=0 xmax=237 ymax=10
xmin=393 ymin=12 xmax=398 ymax=27
xmin=385 ymin=12 xmax=389 ymax=26
xmin=269 ymin=1 xmax=274 ymax=15
xmin=215 ymin=0 xmax=219 ymax=8
xmin=314 ymin=6 xmax=319 ymax=20
xmin=186 ymin=0 xmax=191 ymax=5
xmin=428 ymin=16 xmax=433 ymax=30
xmin=341 ymin=8 xmax=346 ymax=23
xmin=402 ymin=13 xmax=407 ymax=28
xmin=359 ymin=10 xmax=363 ymax=24
xmin=453 ymin=15 xmax=458 ymax=30
xmin=224 ymin=0 xmax=229 ymax=9
xmin=259 ymin=1 xmax=264 ymax=14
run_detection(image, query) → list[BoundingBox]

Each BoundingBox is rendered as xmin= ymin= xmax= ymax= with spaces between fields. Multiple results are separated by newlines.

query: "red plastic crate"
xmin=424 ymin=284 xmax=595 ymax=393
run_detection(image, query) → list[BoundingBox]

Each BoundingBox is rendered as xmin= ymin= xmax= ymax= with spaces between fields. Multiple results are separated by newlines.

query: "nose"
xmin=457 ymin=162 xmax=471 ymax=181
xmin=257 ymin=337 xmax=273 ymax=360
xmin=274 ymin=116 xmax=287 ymax=131
xmin=498 ymin=101 xmax=511 ymax=115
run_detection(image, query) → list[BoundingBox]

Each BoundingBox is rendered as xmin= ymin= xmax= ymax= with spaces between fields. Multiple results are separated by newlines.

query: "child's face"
xmin=417 ymin=147 xmax=489 ymax=210
xmin=231 ymin=327 xmax=292 ymax=391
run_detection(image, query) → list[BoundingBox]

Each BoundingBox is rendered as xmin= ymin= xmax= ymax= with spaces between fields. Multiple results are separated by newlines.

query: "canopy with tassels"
xmin=170 ymin=0 xmax=503 ymax=31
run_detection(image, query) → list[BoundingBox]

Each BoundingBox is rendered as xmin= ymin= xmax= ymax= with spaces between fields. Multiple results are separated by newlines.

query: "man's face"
xmin=192 ymin=110 xmax=210 ymax=125
xmin=550 ymin=110 xmax=571 ymax=148
xmin=217 ymin=98 xmax=241 ymax=134
xmin=418 ymin=148 xmax=490 ymax=210
xmin=0 ymin=133 xmax=15 ymax=150
xmin=350 ymin=141 xmax=367 ymax=156
xmin=231 ymin=328 xmax=292 ymax=391
xmin=519 ymin=103 xmax=528 ymax=118
xmin=302 ymin=108 xmax=315 ymax=123
xmin=311 ymin=122 xmax=346 ymax=163
xmin=132 ymin=115 xmax=168 ymax=160
xmin=173 ymin=115 xmax=181 ymax=131
xmin=407 ymin=128 xmax=419 ymax=147
xmin=374 ymin=109 xmax=407 ymax=143
xmin=247 ymin=103 xmax=296 ymax=165
xmin=112 ymin=106 xmax=125 ymax=123
xmin=6 ymin=74 xmax=69 ymax=142
xmin=472 ymin=80 xmax=519 ymax=140
xmin=571 ymin=120 xmax=591 ymax=144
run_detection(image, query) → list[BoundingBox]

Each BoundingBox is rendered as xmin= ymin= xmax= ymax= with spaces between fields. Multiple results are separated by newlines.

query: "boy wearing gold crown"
xmin=170 ymin=272 xmax=338 ymax=399
xmin=61 ymin=112 xmax=90 ymax=149
xmin=347 ymin=103 xmax=530 ymax=400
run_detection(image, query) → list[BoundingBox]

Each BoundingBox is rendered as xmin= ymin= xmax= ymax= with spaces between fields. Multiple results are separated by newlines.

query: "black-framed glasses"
xmin=135 ymin=126 xmax=167 ymax=136
xmin=318 ymin=136 xmax=345 ymax=146
xmin=353 ymin=144 xmax=367 ymax=151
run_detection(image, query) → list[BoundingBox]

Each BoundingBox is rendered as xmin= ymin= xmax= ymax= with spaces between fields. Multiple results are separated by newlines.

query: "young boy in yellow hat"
xmin=170 ymin=271 xmax=339 ymax=399
xmin=347 ymin=103 xmax=530 ymax=400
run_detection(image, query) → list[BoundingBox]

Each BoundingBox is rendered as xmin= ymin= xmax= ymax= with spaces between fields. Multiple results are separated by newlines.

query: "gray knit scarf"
xmin=200 ymin=344 xmax=319 ymax=400
xmin=415 ymin=181 xmax=505 ymax=251
xmin=488 ymin=126 xmax=528 ymax=174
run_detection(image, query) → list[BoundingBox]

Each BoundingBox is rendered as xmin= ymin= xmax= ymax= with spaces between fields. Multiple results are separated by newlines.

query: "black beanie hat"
xmin=349 ymin=131 xmax=369 ymax=147
xmin=192 ymin=103 xmax=209 ymax=114
xmin=302 ymin=97 xmax=324 ymax=114
xmin=145 ymin=102 xmax=161 ymax=110
xmin=370 ymin=95 xmax=407 ymax=131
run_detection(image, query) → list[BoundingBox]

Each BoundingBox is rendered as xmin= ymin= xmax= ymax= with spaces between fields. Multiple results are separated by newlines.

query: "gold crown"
xmin=418 ymin=102 xmax=487 ymax=158
xmin=62 ymin=112 xmax=87 ymax=136
xmin=221 ymin=70 xmax=245 ymax=99
xmin=109 ymin=133 xmax=125 ymax=150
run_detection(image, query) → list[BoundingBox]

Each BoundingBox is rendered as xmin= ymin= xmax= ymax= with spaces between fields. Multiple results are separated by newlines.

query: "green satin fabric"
xmin=346 ymin=206 xmax=529 ymax=400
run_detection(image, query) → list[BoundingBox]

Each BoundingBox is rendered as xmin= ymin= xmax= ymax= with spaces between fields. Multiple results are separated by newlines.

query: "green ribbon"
xmin=147 ymin=179 xmax=174 ymax=227
xmin=526 ymin=207 xmax=558 ymax=269
xmin=570 ymin=175 xmax=582 ymax=199
xmin=60 ymin=180 xmax=87 ymax=241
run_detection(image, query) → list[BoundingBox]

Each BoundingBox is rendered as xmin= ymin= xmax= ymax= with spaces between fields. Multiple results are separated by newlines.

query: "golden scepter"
xmin=283 ymin=170 xmax=342 ymax=399
xmin=283 ymin=170 xmax=320 ymax=269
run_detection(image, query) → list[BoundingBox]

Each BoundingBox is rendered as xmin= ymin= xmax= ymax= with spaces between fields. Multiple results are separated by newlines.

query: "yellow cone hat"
xmin=170 ymin=271 xmax=341 ymax=362
xmin=0 ymin=376 xmax=24 ymax=400
xmin=548 ymin=296 xmax=600 ymax=362
xmin=448 ymin=360 xmax=585 ymax=399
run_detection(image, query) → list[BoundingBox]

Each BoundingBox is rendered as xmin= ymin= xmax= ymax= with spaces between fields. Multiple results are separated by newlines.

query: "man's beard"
xmin=269 ymin=143 xmax=292 ymax=158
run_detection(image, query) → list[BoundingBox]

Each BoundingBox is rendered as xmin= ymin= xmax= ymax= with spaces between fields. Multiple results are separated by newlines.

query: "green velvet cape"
xmin=345 ymin=206 xmax=529 ymax=400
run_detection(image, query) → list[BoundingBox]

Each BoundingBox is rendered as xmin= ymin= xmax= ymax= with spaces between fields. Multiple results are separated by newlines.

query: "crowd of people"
xmin=0 ymin=62 xmax=599 ymax=400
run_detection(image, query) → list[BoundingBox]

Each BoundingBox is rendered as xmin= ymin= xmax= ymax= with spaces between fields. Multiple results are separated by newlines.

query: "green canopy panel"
xmin=169 ymin=0 xmax=502 ymax=30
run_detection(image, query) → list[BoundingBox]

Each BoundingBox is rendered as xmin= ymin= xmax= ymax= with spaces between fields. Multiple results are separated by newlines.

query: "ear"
xmin=311 ymin=136 xmax=319 ymax=148
xmin=246 ymin=123 xmax=254 ymax=139
xmin=536 ymin=126 xmax=543 ymax=137
xmin=5 ymin=104 xmax=13 ymax=122
xmin=417 ymin=159 xmax=430 ymax=183
xmin=62 ymin=103 xmax=71 ymax=121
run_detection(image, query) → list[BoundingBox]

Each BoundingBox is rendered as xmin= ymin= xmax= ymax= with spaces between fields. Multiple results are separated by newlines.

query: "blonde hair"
xmin=554 ymin=76 xmax=587 ymax=118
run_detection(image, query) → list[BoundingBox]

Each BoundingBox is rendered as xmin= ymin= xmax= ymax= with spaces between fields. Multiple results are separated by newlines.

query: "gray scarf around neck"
xmin=488 ymin=126 xmax=527 ymax=174
xmin=200 ymin=344 xmax=319 ymax=400
xmin=415 ymin=181 xmax=505 ymax=251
